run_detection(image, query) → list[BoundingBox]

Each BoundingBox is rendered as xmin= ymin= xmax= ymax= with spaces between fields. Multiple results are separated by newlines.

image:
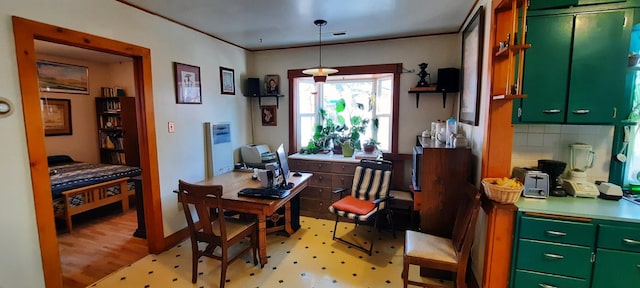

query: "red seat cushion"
xmin=331 ymin=196 xmax=375 ymax=215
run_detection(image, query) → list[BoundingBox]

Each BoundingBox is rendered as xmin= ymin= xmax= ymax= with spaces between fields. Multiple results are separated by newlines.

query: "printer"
xmin=240 ymin=144 xmax=277 ymax=168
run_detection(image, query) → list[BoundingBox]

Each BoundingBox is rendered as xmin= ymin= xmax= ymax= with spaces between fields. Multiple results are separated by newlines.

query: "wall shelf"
xmin=408 ymin=86 xmax=451 ymax=108
xmin=244 ymin=94 xmax=285 ymax=108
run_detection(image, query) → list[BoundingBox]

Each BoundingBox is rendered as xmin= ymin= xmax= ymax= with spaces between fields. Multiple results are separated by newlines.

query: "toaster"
xmin=512 ymin=167 xmax=549 ymax=198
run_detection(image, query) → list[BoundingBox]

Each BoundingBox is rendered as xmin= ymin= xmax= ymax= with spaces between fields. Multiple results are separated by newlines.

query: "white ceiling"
xmin=118 ymin=0 xmax=477 ymax=50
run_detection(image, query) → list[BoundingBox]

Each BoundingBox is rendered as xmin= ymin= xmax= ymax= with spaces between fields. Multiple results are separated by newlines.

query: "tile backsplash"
xmin=511 ymin=124 xmax=614 ymax=182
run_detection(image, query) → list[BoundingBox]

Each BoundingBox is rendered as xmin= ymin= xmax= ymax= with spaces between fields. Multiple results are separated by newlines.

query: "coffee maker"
xmin=538 ymin=159 xmax=567 ymax=197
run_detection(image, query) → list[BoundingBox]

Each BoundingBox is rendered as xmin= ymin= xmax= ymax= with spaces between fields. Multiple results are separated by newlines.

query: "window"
xmin=288 ymin=64 xmax=401 ymax=154
xmin=295 ymin=74 xmax=393 ymax=152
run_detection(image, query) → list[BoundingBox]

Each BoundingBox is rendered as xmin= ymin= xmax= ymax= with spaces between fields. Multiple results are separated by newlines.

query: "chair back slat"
xmin=178 ymin=180 xmax=227 ymax=240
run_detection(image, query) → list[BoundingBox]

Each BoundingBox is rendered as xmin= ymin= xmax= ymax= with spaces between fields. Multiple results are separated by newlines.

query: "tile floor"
xmin=90 ymin=216 xmax=452 ymax=288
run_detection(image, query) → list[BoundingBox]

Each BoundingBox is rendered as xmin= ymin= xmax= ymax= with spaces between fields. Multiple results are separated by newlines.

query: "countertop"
xmin=288 ymin=152 xmax=379 ymax=163
xmin=516 ymin=196 xmax=640 ymax=223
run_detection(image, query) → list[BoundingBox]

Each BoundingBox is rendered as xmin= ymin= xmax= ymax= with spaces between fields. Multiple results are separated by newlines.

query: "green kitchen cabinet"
xmin=516 ymin=10 xmax=631 ymax=124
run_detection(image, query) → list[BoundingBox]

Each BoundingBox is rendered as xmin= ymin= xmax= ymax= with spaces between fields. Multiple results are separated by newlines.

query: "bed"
xmin=48 ymin=155 xmax=141 ymax=232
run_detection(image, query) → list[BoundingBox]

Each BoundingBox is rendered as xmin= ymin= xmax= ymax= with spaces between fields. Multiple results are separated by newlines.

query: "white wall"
xmin=251 ymin=35 xmax=462 ymax=154
xmin=0 ymin=1 xmax=251 ymax=287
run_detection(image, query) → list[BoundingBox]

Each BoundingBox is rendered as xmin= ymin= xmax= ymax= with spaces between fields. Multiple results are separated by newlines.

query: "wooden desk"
xmin=194 ymin=171 xmax=311 ymax=266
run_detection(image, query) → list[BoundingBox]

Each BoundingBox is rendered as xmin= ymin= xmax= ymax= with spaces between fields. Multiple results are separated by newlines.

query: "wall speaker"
xmin=247 ymin=78 xmax=260 ymax=96
xmin=436 ymin=68 xmax=460 ymax=93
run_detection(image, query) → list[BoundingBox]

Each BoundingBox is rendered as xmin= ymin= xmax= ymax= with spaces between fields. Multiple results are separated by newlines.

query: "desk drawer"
xmin=520 ymin=215 xmax=595 ymax=246
xmin=513 ymin=269 xmax=588 ymax=288
xmin=331 ymin=162 xmax=357 ymax=174
xmin=332 ymin=174 xmax=353 ymax=190
xmin=516 ymin=239 xmax=593 ymax=279
xmin=310 ymin=172 xmax=332 ymax=187
xmin=597 ymin=224 xmax=640 ymax=253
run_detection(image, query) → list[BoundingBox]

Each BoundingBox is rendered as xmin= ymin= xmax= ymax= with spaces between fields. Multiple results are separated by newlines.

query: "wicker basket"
xmin=481 ymin=178 xmax=524 ymax=204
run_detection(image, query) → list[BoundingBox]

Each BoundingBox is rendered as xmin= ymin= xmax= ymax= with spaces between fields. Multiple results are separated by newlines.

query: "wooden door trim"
xmin=12 ymin=16 xmax=163 ymax=288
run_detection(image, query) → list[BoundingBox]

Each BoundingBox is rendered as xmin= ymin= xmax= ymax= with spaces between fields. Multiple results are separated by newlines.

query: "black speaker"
xmin=436 ymin=68 xmax=460 ymax=93
xmin=247 ymin=78 xmax=260 ymax=96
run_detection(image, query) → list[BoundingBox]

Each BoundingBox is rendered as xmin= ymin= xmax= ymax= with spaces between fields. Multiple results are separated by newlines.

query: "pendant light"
xmin=302 ymin=19 xmax=338 ymax=83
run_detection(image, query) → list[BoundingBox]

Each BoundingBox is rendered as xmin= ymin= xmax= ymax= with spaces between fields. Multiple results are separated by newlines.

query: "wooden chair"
xmin=402 ymin=183 xmax=481 ymax=288
xmin=328 ymin=159 xmax=393 ymax=255
xmin=177 ymin=180 xmax=259 ymax=288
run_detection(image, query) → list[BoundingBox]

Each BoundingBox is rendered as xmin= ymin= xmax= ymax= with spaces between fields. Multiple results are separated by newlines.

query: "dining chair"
xmin=328 ymin=159 xmax=393 ymax=255
xmin=177 ymin=180 xmax=258 ymax=288
xmin=402 ymin=183 xmax=481 ymax=288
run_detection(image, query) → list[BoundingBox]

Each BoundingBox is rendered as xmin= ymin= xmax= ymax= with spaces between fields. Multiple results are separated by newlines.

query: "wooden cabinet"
xmin=412 ymin=137 xmax=471 ymax=238
xmin=511 ymin=212 xmax=640 ymax=288
xmin=288 ymin=157 xmax=358 ymax=220
xmin=95 ymin=97 xmax=139 ymax=166
xmin=516 ymin=9 xmax=631 ymax=124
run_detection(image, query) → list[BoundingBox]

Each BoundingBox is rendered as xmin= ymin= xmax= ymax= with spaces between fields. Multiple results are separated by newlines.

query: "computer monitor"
xmin=276 ymin=144 xmax=292 ymax=189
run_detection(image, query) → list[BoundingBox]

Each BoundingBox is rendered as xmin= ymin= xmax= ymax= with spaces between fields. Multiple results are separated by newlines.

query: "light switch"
xmin=168 ymin=121 xmax=175 ymax=133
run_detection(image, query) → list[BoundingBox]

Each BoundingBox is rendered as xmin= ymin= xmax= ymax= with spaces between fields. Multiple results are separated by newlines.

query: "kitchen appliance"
xmin=563 ymin=143 xmax=599 ymax=198
xmin=538 ymin=159 xmax=567 ymax=197
xmin=512 ymin=167 xmax=549 ymax=198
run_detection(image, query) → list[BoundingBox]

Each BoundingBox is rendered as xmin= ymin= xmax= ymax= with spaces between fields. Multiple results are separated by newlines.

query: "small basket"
xmin=481 ymin=178 xmax=524 ymax=204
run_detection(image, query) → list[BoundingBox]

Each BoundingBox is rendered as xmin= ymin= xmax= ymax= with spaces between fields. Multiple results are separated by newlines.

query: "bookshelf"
xmin=95 ymin=96 xmax=140 ymax=166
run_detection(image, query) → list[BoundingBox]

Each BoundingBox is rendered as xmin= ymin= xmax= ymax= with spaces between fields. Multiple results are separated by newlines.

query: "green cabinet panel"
xmin=568 ymin=11 xmax=630 ymax=123
xmin=530 ymin=0 xmax=578 ymax=10
xmin=513 ymin=269 xmax=589 ymax=288
xmin=518 ymin=10 xmax=631 ymax=124
xmin=516 ymin=239 xmax=594 ymax=279
xmin=597 ymin=224 xmax=640 ymax=252
xmin=520 ymin=15 xmax=573 ymax=123
xmin=578 ymin=0 xmax=626 ymax=5
xmin=591 ymin=248 xmax=640 ymax=288
xmin=520 ymin=215 xmax=596 ymax=246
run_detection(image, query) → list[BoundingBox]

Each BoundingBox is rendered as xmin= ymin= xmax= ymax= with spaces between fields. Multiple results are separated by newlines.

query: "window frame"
xmin=288 ymin=64 xmax=402 ymax=154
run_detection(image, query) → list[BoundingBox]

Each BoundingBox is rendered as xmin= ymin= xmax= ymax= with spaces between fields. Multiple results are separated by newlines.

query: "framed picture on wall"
xmin=36 ymin=61 xmax=89 ymax=94
xmin=220 ymin=66 xmax=235 ymax=95
xmin=261 ymin=105 xmax=277 ymax=126
xmin=40 ymin=98 xmax=72 ymax=136
xmin=459 ymin=6 xmax=484 ymax=126
xmin=174 ymin=62 xmax=202 ymax=104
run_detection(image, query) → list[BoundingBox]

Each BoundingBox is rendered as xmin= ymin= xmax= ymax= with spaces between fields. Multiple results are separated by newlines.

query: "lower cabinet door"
xmin=592 ymin=248 xmax=640 ymax=288
xmin=513 ymin=270 xmax=588 ymax=288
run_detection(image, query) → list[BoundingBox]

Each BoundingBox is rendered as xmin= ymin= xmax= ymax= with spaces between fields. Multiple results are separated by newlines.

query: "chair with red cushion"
xmin=328 ymin=159 xmax=393 ymax=255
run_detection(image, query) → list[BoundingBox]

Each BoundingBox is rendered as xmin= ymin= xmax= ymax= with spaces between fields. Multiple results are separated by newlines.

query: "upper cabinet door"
xmin=520 ymin=15 xmax=573 ymax=123
xmin=568 ymin=10 xmax=629 ymax=123
xmin=530 ymin=0 xmax=578 ymax=10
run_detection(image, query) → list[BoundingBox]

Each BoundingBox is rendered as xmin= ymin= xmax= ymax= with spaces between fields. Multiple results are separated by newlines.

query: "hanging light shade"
xmin=302 ymin=19 xmax=338 ymax=83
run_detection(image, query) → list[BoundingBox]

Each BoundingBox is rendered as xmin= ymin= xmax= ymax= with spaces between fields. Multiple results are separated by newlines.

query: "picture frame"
xmin=264 ymin=74 xmax=280 ymax=95
xmin=261 ymin=105 xmax=277 ymax=126
xmin=36 ymin=60 xmax=89 ymax=94
xmin=40 ymin=98 xmax=72 ymax=136
xmin=220 ymin=66 xmax=235 ymax=95
xmin=459 ymin=6 xmax=484 ymax=126
xmin=174 ymin=62 xmax=202 ymax=104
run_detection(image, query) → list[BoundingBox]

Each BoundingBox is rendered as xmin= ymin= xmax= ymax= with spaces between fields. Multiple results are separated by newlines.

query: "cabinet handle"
xmin=543 ymin=109 xmax=561 ymax=114
xmin=623 ymin=238 xmax=640 ymax=245
xmin=538 ymin=284 xmax=557 ymax=288
xmin=543 ymin=253 xmax=564 ymax=260
xmin=572 ymin=109 xmax=590 ymax=114
xmin=545 ymin=230 xmax=567 ymax=237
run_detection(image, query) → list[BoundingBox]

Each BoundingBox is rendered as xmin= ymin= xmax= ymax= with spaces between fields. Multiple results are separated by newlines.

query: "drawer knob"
xmin=623 ymin=238 xmax=640 ymax=245
xmin=543 ymin=253 xmax=564 ymax=260
xmin=538 ymin=284 xmax=557 ymax=288
xmin=545 ymin=230 xmax=567 ymax=237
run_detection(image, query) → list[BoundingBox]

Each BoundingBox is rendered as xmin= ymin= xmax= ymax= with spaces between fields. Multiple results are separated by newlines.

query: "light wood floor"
xmin=57 ymin=203 xmax=148 ymax=288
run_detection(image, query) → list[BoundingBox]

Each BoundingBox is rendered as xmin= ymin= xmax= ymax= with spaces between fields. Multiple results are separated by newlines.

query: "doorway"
xmin=12 ymin=16 xmax=164 ymax=288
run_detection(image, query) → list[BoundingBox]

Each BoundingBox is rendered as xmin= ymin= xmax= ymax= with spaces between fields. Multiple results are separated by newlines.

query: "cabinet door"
xmin=529 ymin=0 xmax=577 ymax=10
xmin=520 ymin=15 xmax=573 ymax=123
xmin=568 ymin=10 xmax=629 ymax=123
xmin=591 ymin=248 xmax=640 ymax=288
